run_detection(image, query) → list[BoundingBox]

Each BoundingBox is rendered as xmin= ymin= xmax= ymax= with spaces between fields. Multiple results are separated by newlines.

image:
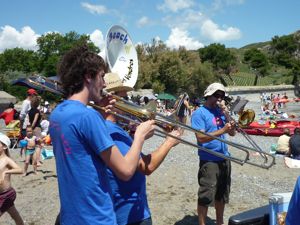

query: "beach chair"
xmin=3 ymin=120 xmax=22 ymax=150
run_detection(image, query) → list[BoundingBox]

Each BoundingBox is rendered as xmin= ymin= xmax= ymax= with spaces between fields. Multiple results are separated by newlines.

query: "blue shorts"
xmin=25 ymin=148 xmax=35 ymax=156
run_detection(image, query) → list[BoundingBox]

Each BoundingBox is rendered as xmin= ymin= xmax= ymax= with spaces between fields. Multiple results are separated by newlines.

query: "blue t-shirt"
xmin=49 ymin=100 xmax=116 ymax=225
xmin=191 ymin=106 xmax=229 ymax=161
xmin=105 ymin=120 xmax=151 ymax=225
xmin=286 ymin=176 xmax=300 ymax=225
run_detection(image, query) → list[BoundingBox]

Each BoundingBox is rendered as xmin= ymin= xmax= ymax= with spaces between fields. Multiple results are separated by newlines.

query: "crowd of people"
xmin=259 ymin=92 xmax=298 ymax=120
xmin=0 ymin=44 xmax=299 ymax=225
xmin=0 ymin=88 xmax=53 ymax=224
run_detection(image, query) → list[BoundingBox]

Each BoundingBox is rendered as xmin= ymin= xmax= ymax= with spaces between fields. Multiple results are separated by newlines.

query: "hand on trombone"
xmin=134 ymin=120 xmax=156 ymax=140
xmin=222 ymin=121 xmax=236 ymax=136
xmin=93 ymin=92 xmax=117 ymax=115
xmin=163 ymin=128 xmax=184 ymax=147
xmin=217 ymin=100 xmax=236 ymax=136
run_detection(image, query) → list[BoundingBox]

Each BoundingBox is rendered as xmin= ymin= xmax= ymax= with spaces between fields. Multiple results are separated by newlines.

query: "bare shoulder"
xmin=0 ymin=156 xmax=10 ymax=168
xmin=1 ymin=156 xmax=18 ymax=169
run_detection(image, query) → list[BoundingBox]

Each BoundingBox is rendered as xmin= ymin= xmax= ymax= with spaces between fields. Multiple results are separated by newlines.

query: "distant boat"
xmin=241 ymin=120 xmax=300 ymax=136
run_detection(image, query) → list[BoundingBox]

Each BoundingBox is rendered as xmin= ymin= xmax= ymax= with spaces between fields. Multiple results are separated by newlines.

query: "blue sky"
xmin=0 ymin=0 xmax=299 ymax=52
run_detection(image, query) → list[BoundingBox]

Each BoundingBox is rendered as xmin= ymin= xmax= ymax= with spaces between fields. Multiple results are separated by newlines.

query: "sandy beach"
xmin=1 ymin=90 xmax=300 ymax=225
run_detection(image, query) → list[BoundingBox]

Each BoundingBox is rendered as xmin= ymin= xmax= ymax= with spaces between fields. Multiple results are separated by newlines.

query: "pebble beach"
xmin=1 ymin=90 xmax=300 ymax=225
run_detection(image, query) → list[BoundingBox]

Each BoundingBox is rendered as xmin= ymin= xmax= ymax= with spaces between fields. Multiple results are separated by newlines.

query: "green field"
xmin=222 ymin=71 xmax=293 ymax=86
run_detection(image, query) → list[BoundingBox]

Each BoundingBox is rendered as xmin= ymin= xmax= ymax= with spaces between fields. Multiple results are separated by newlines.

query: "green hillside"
xmin=224 ymin=31 xmax=300 ymax=86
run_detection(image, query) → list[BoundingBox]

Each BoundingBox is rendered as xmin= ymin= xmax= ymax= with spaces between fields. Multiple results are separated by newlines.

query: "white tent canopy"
xmin=0 ymin=91 xmax=17 ymax=104
xmin=0 ymin=91 xmax=17 ymax=113
xmin=140 ymin=93 xmax=157 ymax=102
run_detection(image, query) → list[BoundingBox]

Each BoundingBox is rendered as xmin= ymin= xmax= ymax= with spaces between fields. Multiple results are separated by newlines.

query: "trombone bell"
xmin=238 ymin=109 xmax=255 ymax=128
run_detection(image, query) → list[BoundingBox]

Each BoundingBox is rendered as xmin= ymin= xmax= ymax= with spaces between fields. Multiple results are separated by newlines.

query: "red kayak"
xmin=273 ymin=98 xmax=300 ymax=103
xmin=241 ymin=120 xmax=300 ymax=136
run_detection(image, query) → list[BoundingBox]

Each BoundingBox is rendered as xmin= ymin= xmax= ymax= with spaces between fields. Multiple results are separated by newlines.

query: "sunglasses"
xmin=212 ymin=93 xmax=225 ymax=99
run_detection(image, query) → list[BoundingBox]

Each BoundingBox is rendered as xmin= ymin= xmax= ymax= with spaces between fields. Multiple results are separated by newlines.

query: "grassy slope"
xmin=226 ymin=40 xmax=293 ymax=86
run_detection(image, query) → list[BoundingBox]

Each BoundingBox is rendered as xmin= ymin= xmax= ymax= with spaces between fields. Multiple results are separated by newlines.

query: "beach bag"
xmin=41 ymin=148 xmax=54 ymax=160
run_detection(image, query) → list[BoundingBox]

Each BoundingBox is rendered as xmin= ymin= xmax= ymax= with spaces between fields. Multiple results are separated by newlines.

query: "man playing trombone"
xmin=49 ymin=45 xmax=155 ymax=225
xmin=103 ymin=73 xmax=182 ymax=225
xmin=191 ymin=83 xmax=236 ymax=225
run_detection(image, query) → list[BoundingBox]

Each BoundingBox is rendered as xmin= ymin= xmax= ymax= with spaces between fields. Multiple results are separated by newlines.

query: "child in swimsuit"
xmin=23 ymin=126 xmax=38 ymax=176
xmin=0 ymin=133 xmax=24 ymax=225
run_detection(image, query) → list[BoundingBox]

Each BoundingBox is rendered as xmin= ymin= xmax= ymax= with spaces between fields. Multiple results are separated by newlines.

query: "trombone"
xmin=223 ymin=98 xmax=274 ymax=167
xmin=24 ymin=75 xmax=275 ymax=169
xmin=98 ymin=92 xmax=275 ymax=169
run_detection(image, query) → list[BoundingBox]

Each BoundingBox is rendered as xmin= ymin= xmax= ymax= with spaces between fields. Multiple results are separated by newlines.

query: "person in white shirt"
xmin=41 ymin=101 xmax=51 ymax=114
xmin=40 ymin=114 xmax=49 ymax=137
xmin=19 ymin=89 xmax=37 ymax=136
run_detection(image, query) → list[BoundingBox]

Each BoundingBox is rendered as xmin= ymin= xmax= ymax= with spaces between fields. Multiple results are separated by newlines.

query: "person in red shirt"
xmin=0 ymin=103 xmax=17 ymax=125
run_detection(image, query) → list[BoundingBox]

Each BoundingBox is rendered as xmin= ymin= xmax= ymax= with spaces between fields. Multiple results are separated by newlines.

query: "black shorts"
xmin=197 ymin=160 xmax=231 ymax=207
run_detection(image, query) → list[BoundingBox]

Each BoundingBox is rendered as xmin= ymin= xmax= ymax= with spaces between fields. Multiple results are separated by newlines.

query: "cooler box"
xmin=228 ymin=205 xmax=269 ymax=225
xmin=269 ymin=192 xmax=292 ymax=225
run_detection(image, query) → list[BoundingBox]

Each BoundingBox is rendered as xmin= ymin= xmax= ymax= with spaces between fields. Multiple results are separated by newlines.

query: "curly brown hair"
xmin=57 ymin=44 xmax=107 ymax=97
xmin=30 ymin=95 xmax=40 ymax=109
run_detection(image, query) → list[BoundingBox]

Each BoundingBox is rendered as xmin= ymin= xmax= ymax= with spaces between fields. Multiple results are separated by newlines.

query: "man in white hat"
xmin=103 ymin=72 xmax=182 ymax=225
xmin=191 ymin=82 xmax=236 ymax=225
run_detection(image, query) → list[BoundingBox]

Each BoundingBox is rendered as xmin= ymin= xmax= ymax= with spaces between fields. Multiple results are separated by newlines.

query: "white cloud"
xmin=201 ymin=19 xmax=241 ymax=41
xmin=166 ymin=27 xmax=204 ymax=50
xmin=0 ymin=25 xmax=39 ymax=52
xmin=81 ymin=2 xmax=108 ymax=15
xmin=162 ymin=10 xmax=205 ymax=31
xmin=154 ymin=36 xmax=161 ymax=42
xmin=158 ymin=0 xmax=194 ymax=12
xmin=212 ymin=0 xmax=245 ymax=11
xmin=137 ymin=16 xmax=150 ymax=28
xmin=162 ymin=9 xmax=242 ymax=43
xmin=89 ymin=29 xmax=105 ymax=51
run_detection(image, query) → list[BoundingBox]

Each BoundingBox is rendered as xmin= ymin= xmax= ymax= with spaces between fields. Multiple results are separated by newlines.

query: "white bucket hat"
xmin=204 ymin=83 xmax=226 ymax=97
xmin=104 ymin=72 xmax=134 ymax=93
xmin=0 ymin=133 xmax=11 ymax=149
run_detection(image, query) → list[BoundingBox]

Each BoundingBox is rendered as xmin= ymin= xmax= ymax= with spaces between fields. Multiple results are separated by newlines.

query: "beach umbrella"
xmin=157 ymin=93 xmax=176 ymax=100
xmin=11 ymin=76 xmax=62 ymax=95
xmin=140 ymin=94 xmax=157 ymax=102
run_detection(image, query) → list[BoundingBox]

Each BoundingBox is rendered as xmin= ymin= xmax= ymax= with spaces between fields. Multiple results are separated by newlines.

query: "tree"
xmin=186 ymin=62 xmax=215 ymax=98
xmin=270 ymin=33 xmax=300 ymax=84
xmin=270 ymin=34 xmax=299 ymax=69
xmin=0 ymin=48 xmax=39 ymax=74
xmin=243 ymin=48 xmax=269 ymax=85
xmin=135 ymin=39 xmax=218 ymax=97
xmin=157 ymin=51 xmax=184 ymax=94
xmin=36 ymin=31 xmax=99 ymax=76
xmin=198 ymin=43 xmax=237 ymax=76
